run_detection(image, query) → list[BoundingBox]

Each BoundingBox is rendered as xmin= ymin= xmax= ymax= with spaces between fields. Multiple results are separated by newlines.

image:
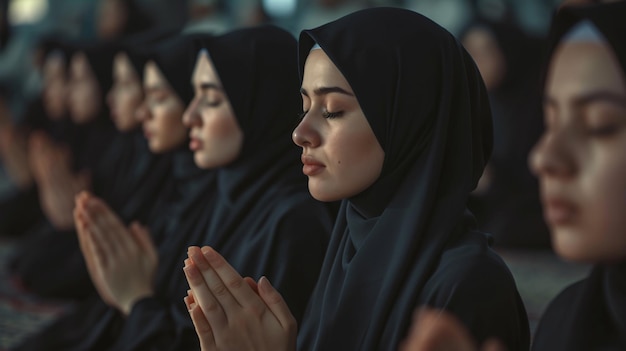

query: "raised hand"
xmin=400 ymin=307 xmax=506 ymax=351
xmin=183 ymin=246 xmax=297 ymax=351
xmin=74 ymin=192 xmax=157 ymax=315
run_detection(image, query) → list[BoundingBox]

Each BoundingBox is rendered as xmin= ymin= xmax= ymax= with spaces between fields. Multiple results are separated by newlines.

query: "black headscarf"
xmin=531 ymin=3 xmax=626 ymax=350
xmin=459 ymin=19 xmax=551 ymax=248
xmin=187 ymin=25 xmax=334 ymax=323
xmin=296 ymin=8 xmax=529 ymax=350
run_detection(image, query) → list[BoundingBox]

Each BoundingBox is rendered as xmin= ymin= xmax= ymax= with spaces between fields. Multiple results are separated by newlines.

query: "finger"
xmin=258 ymin=276 xmax=296 ymax=330
xmin=244 ymin=277 xmax=259 ymax=295
xmin=187 ymin=247 xmax=242 ymax=314
xmin=84 ymin=203 xmax=118 ymax=260
xmin=189 ymin=302 xmax=216 ymax=350
xmin=199 ymin=246 xmax=266 ymax=313
xmin=130 ymin=222 xmax=156 ymax=259
xmin=184 ymin=290 xmax=194 ymax=310
xmin=86 ymin=197 xmax=126 ymax=255
xmin=183 ymin=258 xmax=228 ymax=328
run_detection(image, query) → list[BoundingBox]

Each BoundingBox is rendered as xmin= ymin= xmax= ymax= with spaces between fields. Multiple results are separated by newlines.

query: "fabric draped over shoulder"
xmin=296 ymin=8 xmax=529 ymax=350
xmin=532 ymin=3 xmax=626 ymax=350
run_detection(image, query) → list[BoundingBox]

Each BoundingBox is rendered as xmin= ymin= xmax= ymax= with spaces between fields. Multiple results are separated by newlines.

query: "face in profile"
xmin=107 ymin=52 xmax=143 ymax=132
xmin=42 ymin=54 xmax=68 ymax=121
xmin=293 ymin=48 xmax=385 ymax=202
xmin=530 ymin=39 xmax=626 ymax=263
xmin=139 ymin=61 xmax=188 ymax=153
xmin=67 ymin=52 xmax=103 ymax=124
xmin=183 ymin=51 xmax=243 ymax=169
xmin=462 ymin=27 xmax=506 ymax=91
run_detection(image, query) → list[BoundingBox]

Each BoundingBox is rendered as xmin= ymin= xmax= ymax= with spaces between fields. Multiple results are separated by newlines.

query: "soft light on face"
xmin=462 ymin=27 xmax=506 ymax=91
xmin=67 ymin=53 xmax=102 ymax=124
xmin=107 ymin=52 xmax=143 ymax=132
xmin=140 ymin=61 xmax=188 ymax=153
xmin=293 ymin=49 xmax=385 ymax=202
xmin=42 ymin=54 xmax=67 ymax=120
xmin=182 ymin=51 xmax=243 ymax=169
xmin=529 ymin=40 xmax=626 ymax=263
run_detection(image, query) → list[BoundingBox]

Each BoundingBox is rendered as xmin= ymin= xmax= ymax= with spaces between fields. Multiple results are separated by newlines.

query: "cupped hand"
xmin=74 ymin=192 xmax=157 ymax=315
xmin=183 ymin=246 xmax=297 ymax=351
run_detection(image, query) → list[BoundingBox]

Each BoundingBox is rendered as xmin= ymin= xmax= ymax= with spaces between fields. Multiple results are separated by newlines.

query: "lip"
xmin=189 ymin=136 xmax=203 ymax=151
xmin=143 ymin=127 xmax=152 ymax=139
xmin=543 ymin=197 xmax=578 ymax=226
xmin=301 ymin=155 xmax=325 ymax=176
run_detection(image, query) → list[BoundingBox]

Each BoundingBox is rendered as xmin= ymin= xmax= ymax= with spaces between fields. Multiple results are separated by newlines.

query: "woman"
xmin=530 ymin=2 xmax=626 ymax=350
xmin=460 ymin=18 xmax=550 ymax=248
xmin=183 ymin=26 xmax=334 ymax=324
xmin=184 ymin=7 xmax=529 ymax=351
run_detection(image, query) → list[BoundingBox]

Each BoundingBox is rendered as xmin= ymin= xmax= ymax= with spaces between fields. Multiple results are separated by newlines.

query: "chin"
xmin=552 ymin=229 xmax=595 ymax=263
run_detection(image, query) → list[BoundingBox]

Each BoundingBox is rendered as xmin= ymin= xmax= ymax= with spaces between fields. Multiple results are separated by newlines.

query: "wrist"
xmin=120 ymin=290 xmax=154 ymax=317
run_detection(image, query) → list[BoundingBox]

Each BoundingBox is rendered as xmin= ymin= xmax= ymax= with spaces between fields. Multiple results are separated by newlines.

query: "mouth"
xmin=143 ymin=127 xmax=152 ymax=139
xmin=301 ymin=155 xmax=325 ymax=176
xmin=543 ymin=197 xmax=578 ymax=226
xmin=189 ymin=136 xmax=203 ymax=151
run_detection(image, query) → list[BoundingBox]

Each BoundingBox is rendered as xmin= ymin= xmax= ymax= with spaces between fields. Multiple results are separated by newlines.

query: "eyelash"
xmin=297 ymin=110 xmax=343 ymax=120
xmin=588 ymin=124 xmax=619 ymax=137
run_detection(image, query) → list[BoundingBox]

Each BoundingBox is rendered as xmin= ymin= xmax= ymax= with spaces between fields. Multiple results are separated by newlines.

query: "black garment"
xmin=296 ymin=8 xmax=529 ymax=351
xmin=531 ymin=3 xmax=626 ymax=350
xmin=189 ymin=26 xmax=334 ymax=323
xmin=460 ymin=19 xmax=550 ymax=248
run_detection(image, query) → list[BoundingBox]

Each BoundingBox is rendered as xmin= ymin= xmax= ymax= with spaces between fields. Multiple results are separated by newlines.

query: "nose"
xmin=292 ymin=114 xmax=321 ymax=148
xmin=182 ymin=97 xmax=202 ymax=128
xmin=529 ymin=129 xmax=576 ymax=180
xmin=135 ymin=101 xmax=150 ymax=122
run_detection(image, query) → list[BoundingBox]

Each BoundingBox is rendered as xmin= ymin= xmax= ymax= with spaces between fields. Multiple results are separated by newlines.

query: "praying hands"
xmin=74 ymin=191 xmax=157 ymax=316
xmin=183 ymin=246 xmax=297 ymax=351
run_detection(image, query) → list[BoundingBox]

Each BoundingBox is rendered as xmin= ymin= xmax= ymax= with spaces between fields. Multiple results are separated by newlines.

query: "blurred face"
xmin=139 ymin=61 xmax=188 ymax=153
xmin=293 ymin=49 xmax=384 ymax=202
xmin=42 ymin=54 xmax=67 ymax=120
xmin=183 ymin=51 xmax=243 ymax=169
xmin=97 ymin=0 xmax=128 ymax=40
xmin=462 ymin=27 xmax=506 ymax=91
xmin=107 ymin=52 xmax=143 ymax=132
xmin=67 ymin=52 xmax=102 ymax=124
xmin=530 ymin=40 xmax=626 ymax=263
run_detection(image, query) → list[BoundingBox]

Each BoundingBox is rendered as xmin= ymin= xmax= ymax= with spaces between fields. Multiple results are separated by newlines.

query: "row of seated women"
xmin=0 ymin=2 xmax=623 ymax=350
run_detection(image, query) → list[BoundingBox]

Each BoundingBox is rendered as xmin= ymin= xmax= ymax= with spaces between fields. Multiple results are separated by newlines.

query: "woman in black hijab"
xmin=183 ymin=7 xmax=529 ymax=351
xmin=183 ymin=26 xmax=334 ymax=324
xmin=460 ymin=18 xmax=551 ymax=248
xmin=529 ymin=2 xmax=626 ymax=350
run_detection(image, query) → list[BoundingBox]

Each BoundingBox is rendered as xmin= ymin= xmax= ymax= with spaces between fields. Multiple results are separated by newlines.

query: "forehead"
xmin=144 ymin=61 xmax=167 ymax=86
xmin=192 ymin=51 xmax=219 ymax=82
xmin=547 ymin=41 xmax=626 ymax=96
xmin=302 ymin=49 xmax=350 ymax=88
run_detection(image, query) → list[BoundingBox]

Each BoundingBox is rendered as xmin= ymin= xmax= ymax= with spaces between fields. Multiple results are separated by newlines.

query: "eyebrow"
xmin=300 ymin=86 xmax=354 ymax=97
xmin=544 ymin=90 xmax=626 ymax=108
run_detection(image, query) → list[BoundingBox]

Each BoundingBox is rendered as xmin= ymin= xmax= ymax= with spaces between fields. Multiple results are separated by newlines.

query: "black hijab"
xmin=187 ymin=26 xmax=334 ymax=323
xmin=296 ymin=8 xmax=528 ymax=350
xmin=532 ymin=3 xmax=626 ymax=350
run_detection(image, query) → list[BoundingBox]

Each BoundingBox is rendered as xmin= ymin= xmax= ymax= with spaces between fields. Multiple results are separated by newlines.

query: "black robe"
xmin=531 ymin=3 xmax=626 ymax=350
xmin=295 ymin=8 xmax=529 ymax=351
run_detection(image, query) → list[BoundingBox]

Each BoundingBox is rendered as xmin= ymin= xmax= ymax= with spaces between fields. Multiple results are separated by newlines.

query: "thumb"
xmin=258 ymin=276 xmax=296 ymax=330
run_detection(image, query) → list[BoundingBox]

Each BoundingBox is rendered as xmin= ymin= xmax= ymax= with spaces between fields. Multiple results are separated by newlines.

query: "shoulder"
xmin=426 ymin=231 xmax=518 ymax=301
